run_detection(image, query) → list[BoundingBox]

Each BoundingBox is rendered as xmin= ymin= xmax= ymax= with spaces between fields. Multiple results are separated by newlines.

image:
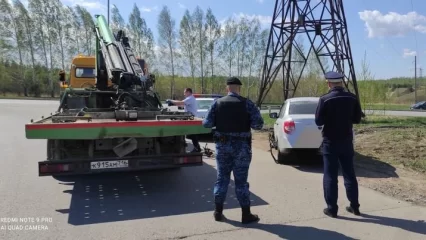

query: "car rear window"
xmin=288 ymin=101 xmax=318 ymax=114
xmin=197 ymin=99 xmax=214 ymax=109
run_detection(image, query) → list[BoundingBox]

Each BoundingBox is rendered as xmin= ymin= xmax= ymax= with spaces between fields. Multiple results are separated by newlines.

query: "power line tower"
xmin=256 ymin=0 xmax=361 ymax=106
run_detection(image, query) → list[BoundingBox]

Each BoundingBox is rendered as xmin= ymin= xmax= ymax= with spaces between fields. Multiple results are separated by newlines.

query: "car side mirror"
xmin=269 ymin=112 xmax=278 ymax=118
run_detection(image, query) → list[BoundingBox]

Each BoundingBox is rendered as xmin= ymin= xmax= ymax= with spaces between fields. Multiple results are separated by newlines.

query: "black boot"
xmin=346 ymin=206 xmax=361 ymax=216
xmin=213 ymin=203 xmax=224 ymax=221
xmin=241 ymin=206 xmax=259 ymax=224
xmin=323 ymin=208 xmax=338 ymax=218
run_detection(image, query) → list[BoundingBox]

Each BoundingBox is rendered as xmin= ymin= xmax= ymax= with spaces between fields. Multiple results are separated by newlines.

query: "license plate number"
xmin=90 ymin=160 xmax=129 ymax=170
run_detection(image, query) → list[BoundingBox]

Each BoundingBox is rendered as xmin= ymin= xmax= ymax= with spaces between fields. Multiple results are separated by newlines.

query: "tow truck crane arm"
xmin=93 ymin=14 xmax=162 ymax=109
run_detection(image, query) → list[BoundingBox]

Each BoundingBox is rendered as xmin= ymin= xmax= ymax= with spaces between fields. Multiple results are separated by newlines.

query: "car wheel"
xmin=276 ymin=150 xmax=287 ymax=164
xmin=269 ymin=132 xmax=282 ymax=164
xmin=273 ymin=137 xmax=288 ymax=165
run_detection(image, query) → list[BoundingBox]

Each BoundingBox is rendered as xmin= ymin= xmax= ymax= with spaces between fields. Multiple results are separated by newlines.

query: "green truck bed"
xmin=25 ymin=116 xmax=211 ymax=140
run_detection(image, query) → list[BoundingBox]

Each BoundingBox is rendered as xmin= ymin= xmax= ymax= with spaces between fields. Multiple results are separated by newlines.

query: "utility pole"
xmin=107 ymin=0 xmax=110 ymax=26
xmin=415 ymin=55 xmax=417 ymax=103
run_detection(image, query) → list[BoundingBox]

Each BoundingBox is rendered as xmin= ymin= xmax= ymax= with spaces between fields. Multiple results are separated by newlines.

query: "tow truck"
xmin=24 ymin=14 xmax=211 ymax=176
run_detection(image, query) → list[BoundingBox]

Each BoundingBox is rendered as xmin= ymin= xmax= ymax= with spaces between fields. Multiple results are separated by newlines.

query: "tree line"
xmin=0 ymin=1 xmax=422 ymax=104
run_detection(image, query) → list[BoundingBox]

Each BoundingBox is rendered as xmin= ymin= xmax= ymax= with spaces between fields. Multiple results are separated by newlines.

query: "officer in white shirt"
xmin=166 ymin=88 xmax=201 ymax=152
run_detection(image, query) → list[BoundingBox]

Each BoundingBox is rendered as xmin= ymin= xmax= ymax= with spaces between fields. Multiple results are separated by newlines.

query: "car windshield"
xmin=197 ymin=99 xmax=214 ymax=110
xmin=288 ymin=101 xmax=318 ymax=114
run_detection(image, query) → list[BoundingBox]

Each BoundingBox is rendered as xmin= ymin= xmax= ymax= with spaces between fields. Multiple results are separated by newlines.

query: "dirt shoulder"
xmin=251 ymin=126 xmax=426 ymax=207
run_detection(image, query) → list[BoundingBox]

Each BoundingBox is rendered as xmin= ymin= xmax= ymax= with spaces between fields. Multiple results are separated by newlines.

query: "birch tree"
xmin=236 ymin=17 xmax=250 ymax=77
xmin=75 ymin=5 xmax=95 ymax=55
xmin=245 ymin=18 xmax=262 ymax=98
xmin=14 ymin=0 xmax=38 ymax=94
xmin=111 ymin=4 xmax=126 ymax=36
xmin=0 ymin=0 xmax=27 ymax=94
xmin=128 ymin=4 xmax=146 ymax=57
xmin=204 ymin=7 xmax=220 ymax=92
xmin=157 ymin=6 xmax=177 ymax=98
xmin=218 ymin=17 xmax=238 ymax=76
xmin=192 ymin=6 xmax=206 ymax=92
xmin=179 ymin=10 xmax=197 ymax=90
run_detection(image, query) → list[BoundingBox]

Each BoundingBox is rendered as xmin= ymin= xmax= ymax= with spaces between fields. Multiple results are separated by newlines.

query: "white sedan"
xmin=176 ymin=94 xmax=223 ymax=119
xmin=194 ymin=97 xmax=216 ymax=119
xmin=268 ymin=97 xmax=323 ymax=164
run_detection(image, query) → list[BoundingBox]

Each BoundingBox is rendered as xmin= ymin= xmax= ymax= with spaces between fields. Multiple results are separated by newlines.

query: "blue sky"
xmin=60 ymin=0 xmax=426 ymax=80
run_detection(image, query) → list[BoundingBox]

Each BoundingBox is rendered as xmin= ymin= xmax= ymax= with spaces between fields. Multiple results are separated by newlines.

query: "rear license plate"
xmin=90 ymin=160 xmax=129 ymax=170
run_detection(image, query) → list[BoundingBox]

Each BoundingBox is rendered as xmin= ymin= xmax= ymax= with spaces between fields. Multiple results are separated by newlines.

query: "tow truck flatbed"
xmin=26 ymin=115 xmax=210 ymax=140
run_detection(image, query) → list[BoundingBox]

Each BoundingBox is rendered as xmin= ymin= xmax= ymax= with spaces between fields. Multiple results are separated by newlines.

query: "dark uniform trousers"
xmin=322 ymin=138 xmax=359 ymax=212
xmin=214 ymin=136 xmax=252 ymax=207
xmin=211 ymin=94 xmax=254 ymax=207
xmin=316 ymin=86 xmax=362 ymax=213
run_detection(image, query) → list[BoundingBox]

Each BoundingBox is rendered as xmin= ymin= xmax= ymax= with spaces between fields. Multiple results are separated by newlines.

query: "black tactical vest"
xmin=215 ymin=95 xmax=251 ymax=133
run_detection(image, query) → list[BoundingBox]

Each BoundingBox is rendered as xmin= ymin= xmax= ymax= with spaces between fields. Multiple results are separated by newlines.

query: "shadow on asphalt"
xmin=339 ymin=213 xmax=426 ymax=235
xmin=224 ymin=219 xmax=357 ymax=239
xmin=55 ymin=162 xmax=268 ymax=226
xmin=196 ymin=134 xmax=215 ymax=144
xmin=289 ymin=152 xmax=398 ymax=179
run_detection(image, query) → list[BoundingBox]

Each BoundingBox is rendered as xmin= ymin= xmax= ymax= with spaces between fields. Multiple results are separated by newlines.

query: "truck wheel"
xmin=47 ymin=139 xmax=53 ymax=160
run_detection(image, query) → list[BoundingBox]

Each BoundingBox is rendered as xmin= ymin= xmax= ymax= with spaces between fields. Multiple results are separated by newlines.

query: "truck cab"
xmin=59 ymin=54 xmax=150 ymax=90
xmin=69 ymin=55 xmax=97 ymax=88
xmin=58 ymin=54 xmax=96 ymax=89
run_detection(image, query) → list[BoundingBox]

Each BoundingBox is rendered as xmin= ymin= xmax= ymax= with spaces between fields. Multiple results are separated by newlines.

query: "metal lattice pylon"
xmin=256 ymin=0 xmax=360 ymax=106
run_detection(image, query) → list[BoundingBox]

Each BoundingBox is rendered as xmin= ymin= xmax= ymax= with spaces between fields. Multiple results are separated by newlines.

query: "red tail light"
xmin=283 ymin=120 xmax=295 ymax=134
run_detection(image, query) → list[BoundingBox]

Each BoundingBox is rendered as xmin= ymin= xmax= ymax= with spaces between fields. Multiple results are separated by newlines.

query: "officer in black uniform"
xmin=315 ymin=71 xmax=363 ymax=218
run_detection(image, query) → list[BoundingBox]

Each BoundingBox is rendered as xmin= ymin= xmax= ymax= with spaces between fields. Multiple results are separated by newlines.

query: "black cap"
xmin=226 ymin=77 xmax=242 ymax=86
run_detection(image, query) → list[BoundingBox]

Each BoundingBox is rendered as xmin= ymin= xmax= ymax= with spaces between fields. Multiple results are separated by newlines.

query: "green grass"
xmin=0 ymin=93 xmax=58 ymax=100
xmin=362 ymin=103 xmax=411 ymax=111
xmin=261 ymin=113 xmax=426 ymax=129
xmin=262 ymin=113 xmax=276 ymax=128
xmin=262 ymin=103 xmax=412 ymax=111
xmin=357 ymin=115 xmax=426 ymax=128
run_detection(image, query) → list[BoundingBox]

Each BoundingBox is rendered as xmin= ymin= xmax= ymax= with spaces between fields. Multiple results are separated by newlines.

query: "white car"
xmin=269 ymin=97 xmax=356 ymax=164
xmin=194 ymin=97 xmax=215 ymax=118
xmin=175 ymin=94 xmax=222 ymax=118
xmin=269 ymin=97 xmax=323 ymax=163
xmin=176 ymin=94 xmax=223 ymax=137
xmin=187 ymin=94 xmax=223 ymax=119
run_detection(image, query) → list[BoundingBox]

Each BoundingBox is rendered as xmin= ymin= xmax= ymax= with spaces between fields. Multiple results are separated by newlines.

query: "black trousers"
xmin=187 ymin=134 xmax=201 ymax=150
xmin=322 ymin=138 xmax=360 ymax=212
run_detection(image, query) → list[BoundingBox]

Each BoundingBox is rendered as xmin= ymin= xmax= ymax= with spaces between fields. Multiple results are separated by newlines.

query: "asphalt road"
xmin=1 ymin=99 xmax=426 ymax=239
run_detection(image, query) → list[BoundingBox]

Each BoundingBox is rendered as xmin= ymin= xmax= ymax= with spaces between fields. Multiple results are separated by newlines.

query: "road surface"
xmin=1 ymin=99 xmax=426 ymax=239
xmin=1 ymin=99 xmax=425 ymax=117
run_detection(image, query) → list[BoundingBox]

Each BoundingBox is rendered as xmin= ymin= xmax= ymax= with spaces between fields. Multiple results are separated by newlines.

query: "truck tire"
xmin=47 ymin=139 xmax=53 ymax=161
